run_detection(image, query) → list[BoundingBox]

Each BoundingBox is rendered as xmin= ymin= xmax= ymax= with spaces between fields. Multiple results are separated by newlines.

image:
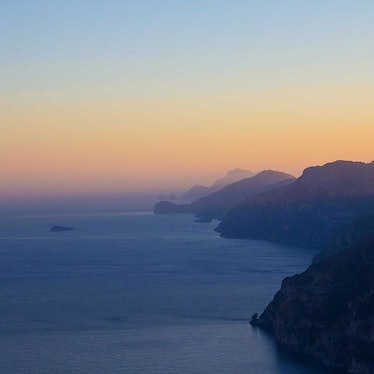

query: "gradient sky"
xmin=1 ymin=1 xmax=373 ymax=198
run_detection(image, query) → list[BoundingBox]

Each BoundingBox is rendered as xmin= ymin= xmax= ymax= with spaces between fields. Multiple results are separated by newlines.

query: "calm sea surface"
xmin=0 ymin=212 xmax=330 ymax=373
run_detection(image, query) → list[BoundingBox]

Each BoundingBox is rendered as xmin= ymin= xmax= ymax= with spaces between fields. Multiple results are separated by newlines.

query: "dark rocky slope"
xmin=314 ymin=213 xmax=374 ymax=262
xmin=250 ymin=239 xmax=374 ymax=373
xmin=216 ymin=160 xmax=374 ymax=248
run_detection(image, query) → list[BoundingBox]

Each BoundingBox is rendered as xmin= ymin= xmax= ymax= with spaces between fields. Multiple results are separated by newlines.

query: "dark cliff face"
xmin=191 ymin=170 xmax=295 ymax=220
xmin=314 ymin=213 xmax=374 ymax=262
xmin=251 ymin=239 xmax=374 ymax=373
xmin=216 ymin=160 xmax=374 ymax=248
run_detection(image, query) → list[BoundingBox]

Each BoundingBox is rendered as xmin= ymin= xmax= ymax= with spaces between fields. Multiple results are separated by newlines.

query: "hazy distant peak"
xmin=181 ymin=168 xmax=254 ymax=201
xmin=189 ymin=168 xmax=295 ymax=220
xmin=181 ymin=185 xmax=211 ymax=201
xmin=212 ymin=168 xmax=254 ymax=188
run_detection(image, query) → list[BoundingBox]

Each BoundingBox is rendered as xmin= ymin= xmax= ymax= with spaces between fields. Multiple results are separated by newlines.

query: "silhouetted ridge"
xmin=191 ymin=170 xmax=295 ymax=220
xmin=153 ymin=169 xmax=294 ymax=218
xmin=181 ymin=168 xmax=254 ymax=201
xmin=216 ymin=160 xmax=374 ymax=248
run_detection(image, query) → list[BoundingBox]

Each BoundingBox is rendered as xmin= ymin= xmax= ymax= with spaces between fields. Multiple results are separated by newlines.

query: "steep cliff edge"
xmin=251 ymin=239 xmax=374 ymax=373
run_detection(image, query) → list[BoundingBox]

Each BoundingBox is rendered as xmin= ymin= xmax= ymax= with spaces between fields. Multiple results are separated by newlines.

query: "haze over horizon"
xmin=1 ymin=1 xmax=373 ymax=199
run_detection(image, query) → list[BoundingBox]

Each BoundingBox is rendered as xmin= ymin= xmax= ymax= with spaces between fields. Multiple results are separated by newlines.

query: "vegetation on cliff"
xmin=251 ymin=239 xmax=374 ymax=373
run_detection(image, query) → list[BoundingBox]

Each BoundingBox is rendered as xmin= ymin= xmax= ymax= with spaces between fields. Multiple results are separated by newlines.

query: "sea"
xmin=0 ymin=211 xmax=330 ymax=373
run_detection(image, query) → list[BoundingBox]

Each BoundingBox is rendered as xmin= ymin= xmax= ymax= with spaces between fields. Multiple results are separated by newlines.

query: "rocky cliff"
xmin=251 ymin=239 xmax=374 ymax=373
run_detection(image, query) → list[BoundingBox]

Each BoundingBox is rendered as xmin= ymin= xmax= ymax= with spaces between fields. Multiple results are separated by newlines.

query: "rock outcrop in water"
xmin=216 ymin=160 xmax=374 ymax=248
xmin=251 ymin=239 xmax=374 ymax=373
xmin=50 ymin=226 xmax=74 ymax=232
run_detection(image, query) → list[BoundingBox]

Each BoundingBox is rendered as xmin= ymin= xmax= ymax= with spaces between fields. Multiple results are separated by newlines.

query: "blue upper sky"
xmin=1 ymin=0 xmax=373 ymax=97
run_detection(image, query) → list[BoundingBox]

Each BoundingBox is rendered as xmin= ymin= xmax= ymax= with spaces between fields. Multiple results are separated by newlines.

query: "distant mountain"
xmin=181 ymin=185 xmax=212 ymax=201
xmin=216 ymin=160 xmax=374 ymax=248
xmin=153 ymin=170 xmax=295 ymax=218
xmin=191 ymin=170 xmax=295 ymax=220
xmin=211 ymin=168 xmax=256 ymax=189
xmin=181 ymin=168 xmax=254 ymax=201
xmin=250 ymin=238 xmax=374 ymax=373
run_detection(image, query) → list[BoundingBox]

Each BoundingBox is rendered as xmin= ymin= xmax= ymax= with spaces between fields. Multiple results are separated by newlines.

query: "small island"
xmin=50 ymin=226 xmax=74 ymax=232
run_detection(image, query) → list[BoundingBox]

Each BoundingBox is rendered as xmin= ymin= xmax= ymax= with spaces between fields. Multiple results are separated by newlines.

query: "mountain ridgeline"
xmin=181 ymin=168 xmax=255 ymax=201
xmin=216 ymin=161 xmax=374 ymax=248
xmin=191 ymin=170 xmax=295 ymax=220
xmin=154 ymin=170 xmax=295 ymax=219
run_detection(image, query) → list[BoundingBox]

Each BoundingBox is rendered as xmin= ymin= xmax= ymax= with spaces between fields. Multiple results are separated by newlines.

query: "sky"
xmin=1 ymin=0 xmax=373 ymax=198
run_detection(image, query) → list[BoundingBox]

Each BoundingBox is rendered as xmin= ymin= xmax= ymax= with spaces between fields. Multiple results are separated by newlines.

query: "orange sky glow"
xmin=1 ymin=2 xmax=373 ymax=198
